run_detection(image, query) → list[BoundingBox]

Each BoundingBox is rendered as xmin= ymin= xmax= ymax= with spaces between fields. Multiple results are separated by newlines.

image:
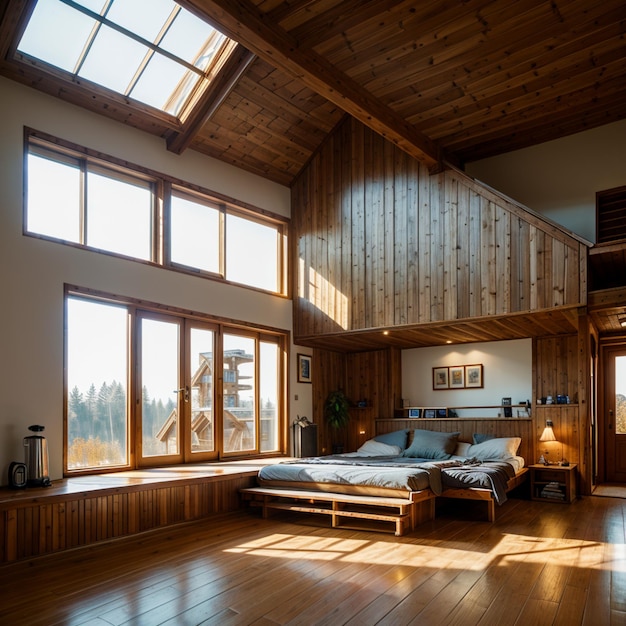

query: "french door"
xmin=138 ymin=312 xmax=218 ymax=465
xmin=604 ymin=347 xmax=626 ymax=482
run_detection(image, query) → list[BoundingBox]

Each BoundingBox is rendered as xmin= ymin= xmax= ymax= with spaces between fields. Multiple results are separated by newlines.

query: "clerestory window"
xmin=25 ymin=130 xmax=288 ymax=295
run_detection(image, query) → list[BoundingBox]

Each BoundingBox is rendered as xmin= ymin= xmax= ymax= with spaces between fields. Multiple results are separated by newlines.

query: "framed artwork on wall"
xmin=465 ymin=364 xmax=483 ymax=388
xmin=432 ymin=367 xmax=449 ymax=390
xmin=449 ymin=366 xmax=465 ymax=389
xmin=297 ymin=353 xmax=312 ymax=383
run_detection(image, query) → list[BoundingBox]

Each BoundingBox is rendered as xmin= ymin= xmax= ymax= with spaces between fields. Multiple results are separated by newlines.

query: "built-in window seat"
xmin=0 ymin=459 xmax=285 ymax=563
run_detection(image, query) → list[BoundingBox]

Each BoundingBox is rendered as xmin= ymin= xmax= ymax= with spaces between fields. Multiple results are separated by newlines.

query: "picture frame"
xmin=407 ymin=408 xmax=422 ymax=418
xmin=297 ymin=353 xmax=312 ymax=383
xmin=423 ymin=408 xmax=436 ymax=419
xmin=465 ymin=364 xmax=483 ymax=388
xmin=449 ymin=366 xmax=465 ymax=389
xmin=432 ymin=367 xmax=449 ymax=390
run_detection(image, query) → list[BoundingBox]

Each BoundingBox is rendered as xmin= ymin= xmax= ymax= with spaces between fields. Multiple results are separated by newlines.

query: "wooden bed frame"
xmin=241 ymin=486 xmax=436 ymax=536
xmin=241 ymin=466 xmax=528 ymax=534
xmin=439 ymin=466 xmax=528 ymax=522
xmin=242 ymin=423 xmax=530 ymax=534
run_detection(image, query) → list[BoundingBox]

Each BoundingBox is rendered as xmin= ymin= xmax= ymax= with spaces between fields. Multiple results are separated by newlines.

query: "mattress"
xmin=257 ymin=455 xmax=444 ymax=495
xmin=257 ymin=454 xmax=525 ymax=500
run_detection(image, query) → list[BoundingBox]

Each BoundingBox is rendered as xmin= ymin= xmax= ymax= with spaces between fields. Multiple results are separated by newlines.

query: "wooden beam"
xmin=182 ymin=0 xmax=443 ymax=171
xmin=166 ymin=44 xmax=256 ymax=154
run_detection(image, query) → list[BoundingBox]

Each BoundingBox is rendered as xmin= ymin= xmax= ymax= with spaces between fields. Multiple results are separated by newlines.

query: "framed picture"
xmin=432 ymin=367 xmax=449 ymax=390
xmin=408 ymin=408 xmax=422 ymax=418
xmin=465 ymin=364 xmax=483 ymax=388
xmin=423 ymin=408 xmax=436 ymax=419
xmin=297 ymin=353 xmax=312 ymax=383
xmin=449 ymin=366 xmax=465 ymax=389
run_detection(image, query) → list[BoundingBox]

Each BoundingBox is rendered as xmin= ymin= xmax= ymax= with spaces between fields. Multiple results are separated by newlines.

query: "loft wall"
xmin=293 ymin=118 xmax=593 ymax=493
xmin=292 ymin=117 xmax=587 ymax=340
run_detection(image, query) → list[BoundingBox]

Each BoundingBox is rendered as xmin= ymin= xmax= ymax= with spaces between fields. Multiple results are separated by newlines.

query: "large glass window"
xmin=66 ymin=297 xmax=129 ymax=470
xmin=65 ymin=291 xmax=285 ymax=473
xmin=26 ymin=133 xmax=288 ymax=296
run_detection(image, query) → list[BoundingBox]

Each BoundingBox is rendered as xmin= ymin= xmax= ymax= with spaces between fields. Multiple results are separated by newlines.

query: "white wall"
xmin=401 ymin=339 xmax=532 ymax=418
xmin=466 ymin=119 xmax=626 ymax=243
xmin=0 ymin=77 xmax=310 ymax=481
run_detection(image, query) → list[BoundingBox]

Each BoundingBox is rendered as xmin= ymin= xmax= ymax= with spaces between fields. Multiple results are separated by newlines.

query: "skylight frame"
xmin=13 ymin=0 xmax=234 ymax=123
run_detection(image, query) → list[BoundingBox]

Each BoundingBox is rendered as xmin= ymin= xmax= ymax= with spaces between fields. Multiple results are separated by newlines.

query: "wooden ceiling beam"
xmin=182 ymin=0 xmax=444 ymax=171
xmin=166 ymin=44 xmax=256 ymax=155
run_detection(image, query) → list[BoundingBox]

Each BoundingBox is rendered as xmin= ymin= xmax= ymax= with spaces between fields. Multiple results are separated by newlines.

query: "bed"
xmin=242 ymin=429 xmax=528 ymax=534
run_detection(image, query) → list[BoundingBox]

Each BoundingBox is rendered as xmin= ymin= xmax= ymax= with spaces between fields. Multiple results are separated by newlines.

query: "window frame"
xmin=25 ymin=128 xmax=290 ymax=297
xmin=64 ymin=286 xmax=288 ymax=476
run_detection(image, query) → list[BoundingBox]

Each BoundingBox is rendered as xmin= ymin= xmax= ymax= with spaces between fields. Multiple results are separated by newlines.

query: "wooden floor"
xmin=0 ymin=495 xmax=625 ymax=626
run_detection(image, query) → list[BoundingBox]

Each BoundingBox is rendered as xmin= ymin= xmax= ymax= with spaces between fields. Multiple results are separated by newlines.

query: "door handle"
xmin=609 ymin=409 xmax=614 ymax=430
xmin=174 ymin=386 xmax=190 ymax=402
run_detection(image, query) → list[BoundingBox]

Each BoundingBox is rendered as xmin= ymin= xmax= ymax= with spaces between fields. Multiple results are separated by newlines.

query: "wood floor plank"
xmin=1 ymin=496 xmax=625 ymax=626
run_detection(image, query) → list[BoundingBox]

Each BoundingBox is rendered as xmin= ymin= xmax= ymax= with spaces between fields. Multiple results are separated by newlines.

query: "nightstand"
xmin=529 ymin=464 xmax=577 ymax=503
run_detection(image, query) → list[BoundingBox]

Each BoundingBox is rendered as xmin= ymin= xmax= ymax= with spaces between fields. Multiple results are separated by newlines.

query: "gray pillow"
xmin=374 ymin=429 xmax=409 ymax=450
xmin=402 ymin=430 xmax=460 ymax=459
xmin=473 ymin=433 xmax=495 ymax=444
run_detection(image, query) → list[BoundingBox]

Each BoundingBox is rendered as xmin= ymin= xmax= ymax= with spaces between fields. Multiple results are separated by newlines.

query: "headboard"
xmin=376 ymin=418 xmax=533 ymax=463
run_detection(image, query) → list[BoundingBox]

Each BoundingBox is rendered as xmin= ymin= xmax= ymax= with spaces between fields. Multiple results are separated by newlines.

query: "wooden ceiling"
xmin=1 ymin=0 xmax=625 ymax=344
xmin=297 ymin=308 xmax=582 ymax=352
xmin=1 ymin=0 xmax=625 ymax=187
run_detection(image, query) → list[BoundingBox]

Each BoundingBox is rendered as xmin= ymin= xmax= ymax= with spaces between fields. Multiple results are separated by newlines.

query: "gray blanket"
xmin=440 ymin=459 xmax=516 ymax=504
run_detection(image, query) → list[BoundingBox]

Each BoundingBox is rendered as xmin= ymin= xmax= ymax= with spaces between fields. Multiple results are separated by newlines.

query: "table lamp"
xmin=539 ymin=419 xmax=557 ymax=465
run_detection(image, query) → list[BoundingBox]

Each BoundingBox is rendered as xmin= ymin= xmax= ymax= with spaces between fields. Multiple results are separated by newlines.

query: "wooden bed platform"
xmin=241 ymin=468 xmax=528 ymax=534
xmin=240 ymin=486 xmax=436 ymax=536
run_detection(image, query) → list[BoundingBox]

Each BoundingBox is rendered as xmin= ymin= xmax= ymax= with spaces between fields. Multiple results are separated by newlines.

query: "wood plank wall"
xmin=312 ymin=347 xmax=401 ymax=454
xmin=292 ymin=117 xmax=585 ymax=339
xmin=0 ymin=474 xmax=256 ymax=563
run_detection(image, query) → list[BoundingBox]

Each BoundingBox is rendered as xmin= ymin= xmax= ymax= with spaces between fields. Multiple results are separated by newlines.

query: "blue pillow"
xmin=402 ymin=430 xmax=460 ymax=459
xmin=473 ymin=433 xmax=495 ymax=444
xmin=374 ymin=429 xmax=409 ymax=450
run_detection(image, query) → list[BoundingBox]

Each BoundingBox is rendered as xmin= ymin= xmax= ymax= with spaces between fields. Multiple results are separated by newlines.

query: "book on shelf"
xmin=540 ymin=481 xmax=565 ymax=499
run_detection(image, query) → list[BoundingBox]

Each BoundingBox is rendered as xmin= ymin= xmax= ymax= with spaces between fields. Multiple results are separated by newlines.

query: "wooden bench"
xmin=240 ymin=486 xmax=435 ymax=536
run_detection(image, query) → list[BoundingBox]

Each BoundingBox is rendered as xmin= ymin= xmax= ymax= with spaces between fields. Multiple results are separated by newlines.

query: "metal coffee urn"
xmin=24 ymin=424 xmax=51 ymax=487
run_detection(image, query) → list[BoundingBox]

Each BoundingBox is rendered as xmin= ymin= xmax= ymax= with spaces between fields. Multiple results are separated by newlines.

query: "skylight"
xmin=17 ymin=0 xmax=230 ymax=118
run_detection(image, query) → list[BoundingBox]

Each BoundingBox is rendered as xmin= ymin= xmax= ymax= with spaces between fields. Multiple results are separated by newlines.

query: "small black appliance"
xmin=8 ymin=461 xmax=27 ymax=489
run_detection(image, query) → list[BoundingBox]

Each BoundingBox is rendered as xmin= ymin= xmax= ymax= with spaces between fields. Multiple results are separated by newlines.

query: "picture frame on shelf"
xmin=432 ymin=367 xmax=449 ymax=390
xmin=407 ymin=408 xmax=422 ymax=418
xmin=423 ymin=408 xmax=437 ymax=419
xmin=449 ymin=366 xmax=465 ymax=389
xmin=465 ymin=364 xmax=483 ymax=388
xmin=297 ymin=353 xmax=312 ymax=383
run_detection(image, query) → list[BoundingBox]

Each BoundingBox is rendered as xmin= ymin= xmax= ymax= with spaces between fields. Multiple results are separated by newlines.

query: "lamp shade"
xmin=539 ymin=419 xmax=557 ymax=442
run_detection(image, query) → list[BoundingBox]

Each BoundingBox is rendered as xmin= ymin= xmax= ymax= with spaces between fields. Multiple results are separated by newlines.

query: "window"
xmin=17 ymin=0 xmax=233 ymax=120
xmin=27 ymin=143 xmax=156 ymax=261
xmin=26 ymin=132 xmax=289 ymax=295
xmin=66 ymin=297 xmax=129 ymax=470
xmin=66 ymin=290 xmax=286 ymax=473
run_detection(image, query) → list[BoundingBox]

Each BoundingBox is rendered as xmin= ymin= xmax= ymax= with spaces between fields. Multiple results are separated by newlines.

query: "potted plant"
xmin=324 ymin=390 xmax=350 ymax=430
